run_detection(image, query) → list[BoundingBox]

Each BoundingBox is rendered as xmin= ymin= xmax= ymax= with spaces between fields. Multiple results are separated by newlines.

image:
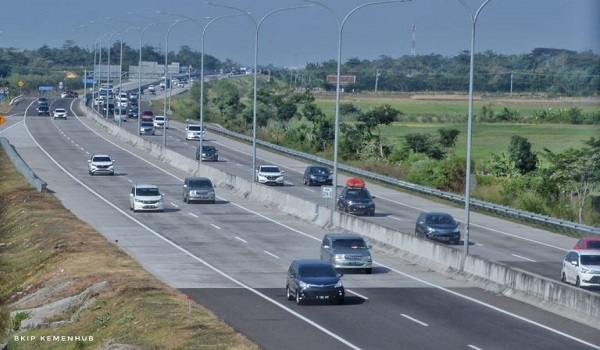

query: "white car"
xmin=255 ymin=165 xmax=285 ymax=186
xmin=185 ymin=124 xmax=205 ymax=140
xmin=129 ymin=184 xmax=165 ymax=212
xmin=153 ymin=116 xmax=169 ymax=129
xmin=561 ymin=249 xmax=600 ymax=288
xmin=53 ymin=108 xmax=67 ymax=119
xmin=88 ymin=154 xmax=115 ymax=176
xmin=93 ymin=98 xmax=105 ymax=106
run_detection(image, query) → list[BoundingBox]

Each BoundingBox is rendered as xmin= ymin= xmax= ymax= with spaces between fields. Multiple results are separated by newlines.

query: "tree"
xmin=437 ymin=128 xmax=460 ymax=148
xmin=508 ymin=135 xmax=538 ymax=174
xmin=543 ymin=137 xmax=600 ymax=223
xmin=357 ymin=104 xmax=401 ymax=158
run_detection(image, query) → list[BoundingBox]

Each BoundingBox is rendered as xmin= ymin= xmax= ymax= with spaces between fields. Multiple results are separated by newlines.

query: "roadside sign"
xmin=39 ymin=86 xmax=53 ymax=91
xmin=0 ymin=94 xmax=5 ymax=101
xmin=322 ymin=186 xmax=333 ymax=198
xmin=18 ymin=80 xmax=24 ymax=87
xmin=0 ymin=114 xmax=6 ymax=126
xmin=83 ymin=78 xmax=96 ymax=84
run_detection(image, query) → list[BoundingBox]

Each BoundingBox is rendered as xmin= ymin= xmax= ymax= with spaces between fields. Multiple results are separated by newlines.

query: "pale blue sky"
xmin=1 ymin=0 xmax=598 ymax=67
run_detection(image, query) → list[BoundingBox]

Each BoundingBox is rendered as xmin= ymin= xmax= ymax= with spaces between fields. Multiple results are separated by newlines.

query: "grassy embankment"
xmin=0 ymin=149 xmax=258 ymax=349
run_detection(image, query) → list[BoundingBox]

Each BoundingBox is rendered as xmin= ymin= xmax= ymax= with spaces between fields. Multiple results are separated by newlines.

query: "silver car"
xmin=139 ymin=121 xmax=155 ymax=135
xmin=182 ymin=177 xmax=216 ymax=204
xmin=320 ymin=233 xmax=373 ymax=274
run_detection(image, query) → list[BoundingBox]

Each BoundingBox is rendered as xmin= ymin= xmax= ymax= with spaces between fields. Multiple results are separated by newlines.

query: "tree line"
xmin=1 ymin=41 xmax=599 ymax=97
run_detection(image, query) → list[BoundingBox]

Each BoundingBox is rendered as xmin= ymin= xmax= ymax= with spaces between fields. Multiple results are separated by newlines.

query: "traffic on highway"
xmin=0 ymin=92 xmax=598 ymax=349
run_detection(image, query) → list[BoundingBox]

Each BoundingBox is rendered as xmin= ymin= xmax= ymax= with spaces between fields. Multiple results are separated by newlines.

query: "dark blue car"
xmin=415 ymin=212 xmax=461 ymax=245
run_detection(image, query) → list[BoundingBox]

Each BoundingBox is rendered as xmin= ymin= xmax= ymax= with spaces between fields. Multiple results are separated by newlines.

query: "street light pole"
xmin=105 ymin=30 xmax=122 ymax=119
xmin=199 ymin=14 xmax=246 ymax=159
xmin=115 ymin=26 xmax=138 ymax=126
xmin=305 ymin=0 xmax=411 ymax=226
xmin=161 ymin=18 xmax=190 ymax=149
xmin=205 ymin=2 xmax=312 ymax=181
xmin=458 ymin=0 xmax=492 ymax=256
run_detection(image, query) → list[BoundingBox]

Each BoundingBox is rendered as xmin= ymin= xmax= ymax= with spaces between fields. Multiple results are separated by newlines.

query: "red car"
xmin=573 ymin=237 xmax=600 ymax=250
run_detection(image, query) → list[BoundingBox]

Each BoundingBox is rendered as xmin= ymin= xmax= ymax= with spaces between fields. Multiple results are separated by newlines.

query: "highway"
xmin=0 ymin=97 xmax=598 ymax=349
xmin=98 ymin=88 xmax=583 ymax=284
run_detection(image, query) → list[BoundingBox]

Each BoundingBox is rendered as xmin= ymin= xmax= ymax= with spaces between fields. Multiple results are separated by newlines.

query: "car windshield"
xmin=580 ymin=255 xmax=600 ymax=265
xmin=298 ymin=265 xmax=337 ymax=278
xmin=56 ymin=109 xmax=66 ymax=113
xmin=426 ymin=215 xmax=454 ymax=225
xmin=261 ymin=167 xmax=280 ymax=173
xmin=202 ymin=146 xmax=216 ymax=152
xmin=93 ymin=156 xmax=111 ymax=162
xmin=310 ymin=167 xmax=330 ymax=175
xmin=136 ymin=187 xmax=160 ymax=196
xmin=332 ymin=239 xmax=367 ymax=250
xmin=189 ymin=179 xmax=212 ymax=188
xmin=141 ymin=122 xmax=153 ymax=127
xmin=188 ymin=125 xmax=202 ymax=131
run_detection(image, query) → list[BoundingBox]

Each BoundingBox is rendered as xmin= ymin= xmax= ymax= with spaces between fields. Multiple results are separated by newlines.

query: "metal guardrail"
xmin=205 ymin=124 xmax=600 ymax=237
xmin=9 ymin=94 xmax=24 ymax=105
xmin=0 ymin=137 xmax=47 ymax=192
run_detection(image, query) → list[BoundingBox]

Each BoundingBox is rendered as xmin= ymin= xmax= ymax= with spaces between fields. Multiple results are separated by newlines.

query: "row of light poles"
xmin=88 ymin=1 xmax=490 ymax=260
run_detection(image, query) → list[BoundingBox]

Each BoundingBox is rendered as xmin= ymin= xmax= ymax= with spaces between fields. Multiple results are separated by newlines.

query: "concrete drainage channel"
xmin=77 ymin=100 xmax=600 ymax=328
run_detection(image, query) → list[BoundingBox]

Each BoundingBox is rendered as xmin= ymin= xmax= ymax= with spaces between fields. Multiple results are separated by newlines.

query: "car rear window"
xmin=298 ymin=265 xmax=337 ymax=277
xmin=93 ymin=156 xmax=111 ymax=162
xmin=588 ymin=241 xmax=600 ymax=249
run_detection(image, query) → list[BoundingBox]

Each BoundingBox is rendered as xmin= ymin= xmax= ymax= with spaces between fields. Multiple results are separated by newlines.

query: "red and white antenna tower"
xmin=411 ymin=23 xmax=416 ymax=56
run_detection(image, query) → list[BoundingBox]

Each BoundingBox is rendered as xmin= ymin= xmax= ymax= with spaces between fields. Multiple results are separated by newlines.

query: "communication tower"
xmin=411 ymin=23 xmax=416 ymax=56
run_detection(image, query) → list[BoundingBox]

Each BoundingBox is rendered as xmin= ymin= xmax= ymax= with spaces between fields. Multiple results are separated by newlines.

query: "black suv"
xmin=102 ymin=103 xmax=115 ymax=115
xmin=37 ymin=105 xmax=50 ymax=116
xmin=196 ymin=145 xmax=219 ymax=162
xmin=127 ymin=106 xmax=139 ymax=119
xmin=337 ymin=187 xmax=376 ymax=216
xmin=285 ymin=259 xmax=344 ymax=305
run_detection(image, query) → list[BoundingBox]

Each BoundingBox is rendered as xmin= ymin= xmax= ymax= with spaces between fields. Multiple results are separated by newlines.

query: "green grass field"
xmin=313 ymin=94 xmax=599 ymax=162
xmin=380 ymin=123 xmax=598 ymax=162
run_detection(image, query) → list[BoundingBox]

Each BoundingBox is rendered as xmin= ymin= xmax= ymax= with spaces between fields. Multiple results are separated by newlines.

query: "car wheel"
xmin=575 ymin=276 xmax=581 ymax=288
xmin=333 ymin=296 xmax=344 ymax=305
xmin=211 ymin=200 xmax=215 ymax=204
xmin=344 ymin=206 xmax=349 ymax=213
xmin=183 ymin=193 xmax=187 ymax=203
xmin=561 ymin=272 xmax=567 ymax=283
xmin=365 ymin=268 xmax=372 ymax=274
xmin=295 ymin=290 xmax=302 ymax=305
xmin=286 ymin=286 xmax=294 ymax=301
xmin=369 ymin=210 xmax=375 ymax=217
xmin=453 ymin=239 xmax=460 ymax=245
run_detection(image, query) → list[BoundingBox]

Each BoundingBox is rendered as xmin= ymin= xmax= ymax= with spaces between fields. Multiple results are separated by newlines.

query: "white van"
xmin=114 ymin=108 xmax=128 ymax=122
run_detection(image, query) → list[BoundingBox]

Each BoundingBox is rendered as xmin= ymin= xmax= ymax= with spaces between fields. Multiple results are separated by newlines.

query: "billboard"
xmin=326 ymin=75 xmax=356 ymax=85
